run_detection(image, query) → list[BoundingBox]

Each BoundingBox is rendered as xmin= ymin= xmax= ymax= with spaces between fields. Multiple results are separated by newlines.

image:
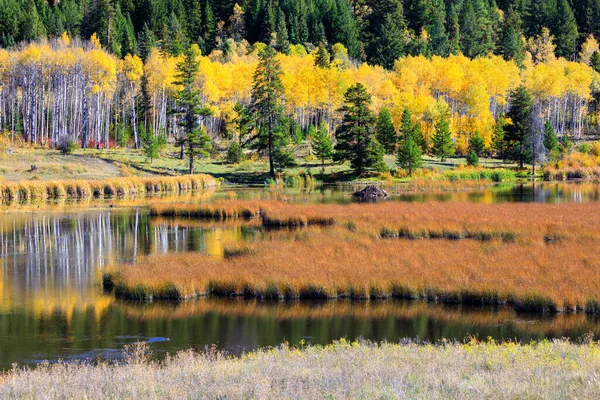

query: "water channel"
xmin=1 ymin=182 xmax=599 ymax=369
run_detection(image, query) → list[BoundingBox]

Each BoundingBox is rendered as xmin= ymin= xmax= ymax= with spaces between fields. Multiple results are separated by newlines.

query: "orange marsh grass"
xmin=105 ymin=226 xmax=600 ymax=312
xmin=0 ymin=174 xmax=217 ymax=204
xmin=149 ymin=200 xmax=600 ymax=241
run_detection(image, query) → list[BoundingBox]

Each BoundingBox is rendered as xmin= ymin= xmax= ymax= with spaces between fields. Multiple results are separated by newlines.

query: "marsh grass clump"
xmin=0 ymin=174 xmax=217 ymax=204
xmin=441 ymin=168 xmax=517 ymax=182
xmin=104 ymin=215 xmax=600 ymax=313
xmin=149 ymin=202 xmax=262 ymax=219
xmin=223 ymin=245 xmax=255 ymax=259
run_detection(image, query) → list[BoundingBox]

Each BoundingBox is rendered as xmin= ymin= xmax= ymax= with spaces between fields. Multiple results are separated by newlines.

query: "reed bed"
xmin=3 ymin=339 xmax=600 ymax=398
xmin=0 ymin=174 xmax=217 ymax=204
xmin=149 ymin=201 xmax=263 ymax=220
xmin=104 ymin=225 xmax=600 ymax=312
xmin=150 ymin=200 xmax=336 ymax=227
xmin=149 ymin=200 xmax=600 ymax=242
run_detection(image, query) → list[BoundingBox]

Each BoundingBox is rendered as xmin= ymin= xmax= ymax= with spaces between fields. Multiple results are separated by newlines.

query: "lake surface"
xmin=1 ymin=182 xmax=600 ymax=369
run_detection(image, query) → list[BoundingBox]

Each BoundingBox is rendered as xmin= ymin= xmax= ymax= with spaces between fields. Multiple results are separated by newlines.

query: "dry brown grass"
xmin=3 ymin=340 xmax=600 ymax=398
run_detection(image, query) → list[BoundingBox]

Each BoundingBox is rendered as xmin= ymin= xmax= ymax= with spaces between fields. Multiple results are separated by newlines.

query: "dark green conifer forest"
xmin=0 ymin=0 xmax=592 ymax=64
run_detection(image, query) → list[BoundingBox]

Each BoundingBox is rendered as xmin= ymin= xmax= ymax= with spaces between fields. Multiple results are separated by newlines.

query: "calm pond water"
xmin=1 ymin=182 xmax=600 ymax=369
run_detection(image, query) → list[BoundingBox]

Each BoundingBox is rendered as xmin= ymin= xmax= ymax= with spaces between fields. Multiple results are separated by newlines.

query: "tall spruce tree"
xmin=432 ymin=113 xmax=454 ymax=161
xmin=500 ymin=5 xmax=525 ymax=66
xmin=250 ymin=45 xmax=287 ymax=178
xmin=331 ymin=0 xmax=361 ymax=59
xmin=314 ymin=42 xmax=331 ymax=69
xmin=553 ymin=0 xmax=578 ymax=59
xmin=491 ymin=113 xmax=507 ymax=159
xmin=505 ymin=85 xmax=533 ymax=168
xmin=396 ymin=108 xmax=422 ymax=175
xmin=371 ymin=9 xmax=405 ymax=68
xmin=376 ymin=107 xmax=397 ymax=154
xmin=275 ymin=8 xmax=290 ymax=54
xmin=174 ymin=44 xmax=212 ymax=174
xmin=334 ymin=83 xmax=380 ymax=175
xmin=447 ymin=4 xmax=461 ymax=55
xmin=469 ymin=130 xmax=485 ymax=156
xmin=427 ymin=0 xmax=450 ymax=56
xmin=543 ymin=120 xmax=558 ymax=154
xmin=311 ymin=121 xmax=334 ymax=170
xmin=413 ymin=121 xmax=427 ymax=152
xmin=201 ymin=0 xmax=216 ymax=53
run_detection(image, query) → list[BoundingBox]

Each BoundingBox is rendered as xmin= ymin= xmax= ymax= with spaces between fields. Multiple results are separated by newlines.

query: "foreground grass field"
xmin=1 ymin=340 xmax=600 ymax=399
xmin=106 ymin=201 xmax=600 ymax=312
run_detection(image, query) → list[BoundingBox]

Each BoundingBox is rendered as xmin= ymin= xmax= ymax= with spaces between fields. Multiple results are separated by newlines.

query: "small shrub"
xmin=226 ymin=142 xmax=246 ymax=164
xmin=578 ymin=143 xmax=591 ymax=154
xmin=466 ymin=150 xmax=479 ymax=167
xmin=58 ymin=138 xmax=78 ymax=154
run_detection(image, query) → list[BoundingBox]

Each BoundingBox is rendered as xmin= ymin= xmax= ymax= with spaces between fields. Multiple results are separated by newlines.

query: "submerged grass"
xmin=2 ymin=339 xmax=600 ymax=399
xmin=0 ymin=174 xmax=217 ymax=204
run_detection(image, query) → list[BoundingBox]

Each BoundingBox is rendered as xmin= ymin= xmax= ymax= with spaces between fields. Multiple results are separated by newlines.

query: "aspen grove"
xmin=0 ymin=34 xmax=598 ymax=154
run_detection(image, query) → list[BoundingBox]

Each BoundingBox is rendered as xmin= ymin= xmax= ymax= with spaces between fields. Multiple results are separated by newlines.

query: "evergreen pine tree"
xmin=314 ymin=42 xmax=331 ymax=69
xmin=543 ymin=120 xmax=558 ymax=153
xmin=399 ymin=108 xmax=413 ymax=145
xmin=460 ymin=0 xmax=495 ymax=58
xmin=174 ymin=44 xmax=212 ymax=174
xmin=413 ymin=121 xmax=427 ymax=153
xmin=466 ymin=150 xmax=479 ymax=166
xmin=201 ymin=0 xmax=216 ymax=53
xmin=141 ymin=126 xmax=166 ymax=163
xmin=260 ymin=0 xmax=277 ymax=44
xmin=447 ymin=4 xmax=461 ymax=55
xmin=426 ymin=0 xmax=450 ymax=56
xmin=432 ymin=113 xmax=454 ymax=161
xmin=275 ymin=8 xmax=290 ymax=54
xmin=138 ymin=22 xmax=156 ymax=61
xmin=396 ymin=121 xmax=422 ymax=175
xmin=0 ymin=0 xmax=21 ymax=43
xmin=591 ymin=51 xmax=600 ymax=73
xmin=311 ymin=121 xmax=334 ymax=169
xmin=371 ymin=9 xmax=406 ymax=69
xmin=331 ymin=0 xmax=361 ymax=59
xmin=505 ymin=85 xmax=533 ymax=168
xmin=469 ymin=130 xmax=485 ymax=156
xmin=376 ymin=107 xmax=397 ymax=154
xmin=553 ymin=0 xmax=578 ymax=59
xmin=184 ymin=0 xmax=203 ymax=44
xmin=333 ymin=83 xmax=380 ymax=175
xmin=20 ymin=0 xmax=46 ymax=41
xmin=500 ymin=5 xmax=525 ymax=66
xmin=250 ymin=45 xmax=288 ymax=178
xmin=491 ymin=113 xmax=507 ymax=159
xmin=167 ymin=12 xmax=187 ymax=55
xmin=121 ymin=14 xmax=137 ymax=56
